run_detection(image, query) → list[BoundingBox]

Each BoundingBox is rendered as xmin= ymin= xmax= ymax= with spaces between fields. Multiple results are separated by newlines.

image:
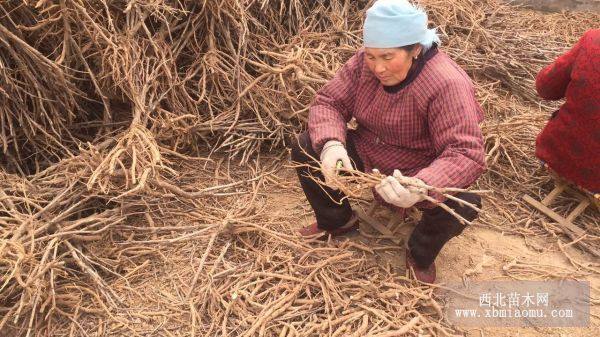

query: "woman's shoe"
xmin=298 ymin=212 xmax=359 ymax=237
xmin=405 ymin=248 xmax=436 ymax=283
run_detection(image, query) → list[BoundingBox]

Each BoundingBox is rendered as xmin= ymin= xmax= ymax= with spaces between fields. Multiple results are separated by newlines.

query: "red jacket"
xmin=535 ymin=29 xmax=600 ymax=192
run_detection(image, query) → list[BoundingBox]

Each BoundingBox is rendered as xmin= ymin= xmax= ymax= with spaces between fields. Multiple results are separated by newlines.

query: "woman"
xmin=291 ymin=0 xmax=485 ymax=283
xmin=535 ymin=29 xmax=599 ymax=193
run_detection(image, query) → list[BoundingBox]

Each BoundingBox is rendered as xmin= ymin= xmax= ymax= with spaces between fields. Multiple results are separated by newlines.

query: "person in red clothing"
xmin=290 ymin=0 xmax=485 ymax=283
xmin=535 ymin=29 xmax=600 ymax=193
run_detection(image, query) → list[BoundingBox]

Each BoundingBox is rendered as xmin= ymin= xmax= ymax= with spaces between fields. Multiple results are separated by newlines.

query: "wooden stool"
xmin=523 ymin=172 xmax=599 ymax=256
xmin=353 ymin=201 xmax=406 ymax=245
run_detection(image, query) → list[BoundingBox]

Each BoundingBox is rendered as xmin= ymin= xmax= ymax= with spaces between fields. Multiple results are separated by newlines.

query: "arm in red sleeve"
xmin=308 ymin=51 xmax=363 ymax=153
xmin=415 ymin=79 xmax=486 ymax=200
xmin=535 ymin=33 xmax=586 ymax=100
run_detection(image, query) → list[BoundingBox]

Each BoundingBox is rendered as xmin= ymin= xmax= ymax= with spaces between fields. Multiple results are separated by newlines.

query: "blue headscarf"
xmin=363 ymin=0 xmax=440 ymax=49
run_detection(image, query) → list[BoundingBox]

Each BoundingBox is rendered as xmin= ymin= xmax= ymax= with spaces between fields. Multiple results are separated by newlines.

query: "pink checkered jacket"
xmin=308 ymin=49 xmax=485 ymax=197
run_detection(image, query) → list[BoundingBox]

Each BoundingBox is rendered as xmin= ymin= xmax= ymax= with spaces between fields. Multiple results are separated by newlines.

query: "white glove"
xmin=320 ymin=140 xmax=353 ymax=186
xmin=375 ymin=169 xmax=426 ymax=208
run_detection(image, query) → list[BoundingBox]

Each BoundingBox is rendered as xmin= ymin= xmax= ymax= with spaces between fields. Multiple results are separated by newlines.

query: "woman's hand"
xmin=375 ymin=169 xmax=426 ymax=208
xmin=320 ymin=140 xmax=352 ymax=186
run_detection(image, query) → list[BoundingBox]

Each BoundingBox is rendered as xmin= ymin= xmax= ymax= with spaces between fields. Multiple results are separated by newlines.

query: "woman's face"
xmin=365 ymin=46 xmax=422 ymax=86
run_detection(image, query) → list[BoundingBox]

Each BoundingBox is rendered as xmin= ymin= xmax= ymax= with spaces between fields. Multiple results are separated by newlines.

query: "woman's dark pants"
xmin=290 ymin=131 xmax=481 ymax=268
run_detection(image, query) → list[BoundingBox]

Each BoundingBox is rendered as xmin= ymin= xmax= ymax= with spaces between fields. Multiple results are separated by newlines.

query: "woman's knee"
xmin=452 ymin=192 xmax=482 ymax=222
xmin=290 ymin=132 xmax=316 ymax=163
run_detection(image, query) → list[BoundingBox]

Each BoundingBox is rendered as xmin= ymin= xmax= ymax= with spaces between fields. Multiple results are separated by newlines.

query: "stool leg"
xmin=522 ymin=195 xmax=585 ymax=237
xmin=542 ymin=184 xmax=565 ymax=206
xmin=366 ymin=200 xmax=378 ymax=217
xmin=565 ymin=198 xmax=590 ymax=223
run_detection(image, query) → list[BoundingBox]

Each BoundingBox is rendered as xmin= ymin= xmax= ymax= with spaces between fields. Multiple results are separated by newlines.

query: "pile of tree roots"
xmin=1 ymin=0 xmax=598 ymax=335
